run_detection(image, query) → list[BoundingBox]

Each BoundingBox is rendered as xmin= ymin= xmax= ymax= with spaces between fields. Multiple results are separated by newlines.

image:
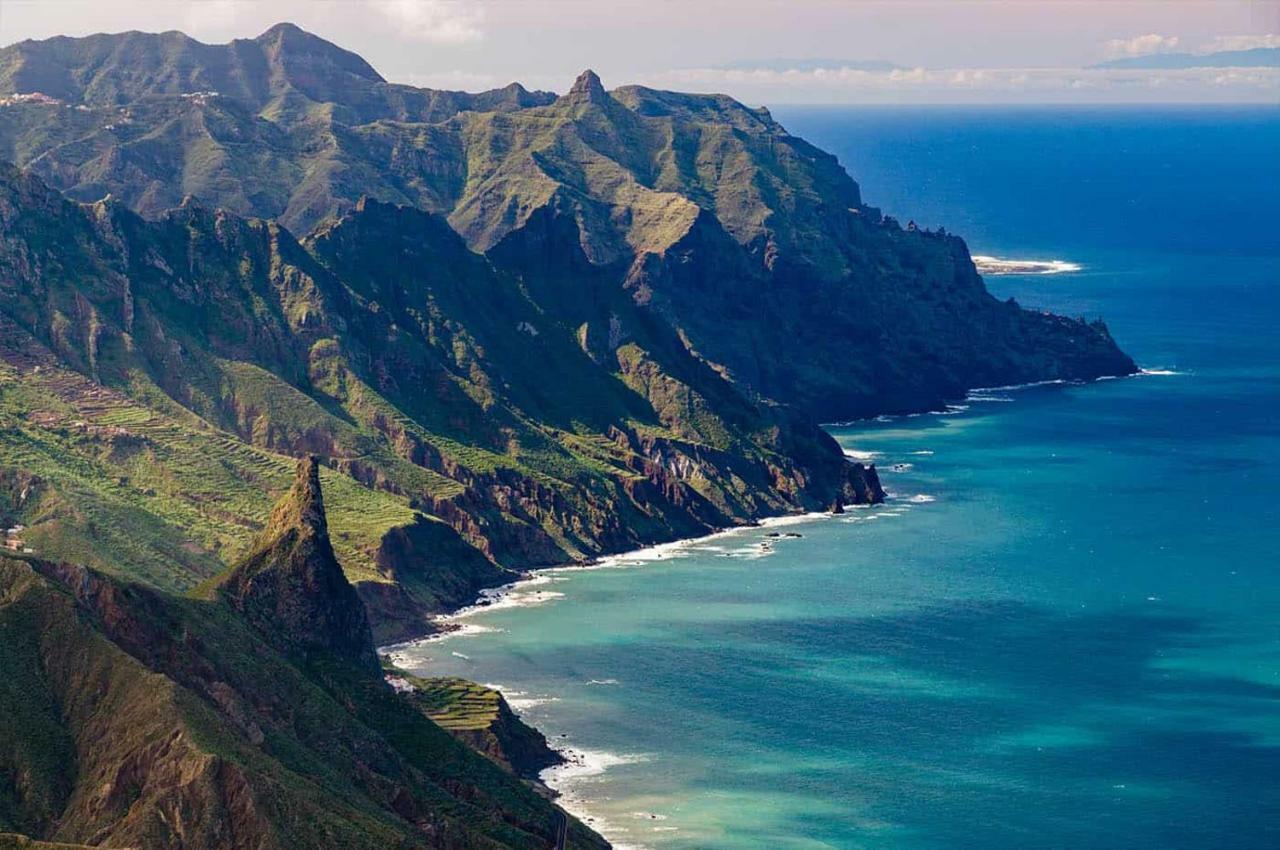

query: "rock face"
xmin=216 ymin=456 xmax=378 ymax=672
xmin=843 ymin=462 xmax=886 ymax=507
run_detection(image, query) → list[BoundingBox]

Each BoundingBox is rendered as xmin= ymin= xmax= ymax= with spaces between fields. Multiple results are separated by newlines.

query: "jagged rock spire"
xmin=218 ymin=456 xmax=378 ymax=672
xmin=263 ymin=453 xmax=329 ymax=539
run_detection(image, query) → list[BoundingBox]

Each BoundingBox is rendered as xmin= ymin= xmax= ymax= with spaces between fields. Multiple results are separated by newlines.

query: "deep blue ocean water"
xmin=395 ymin=107 xmax=1280 ymax=849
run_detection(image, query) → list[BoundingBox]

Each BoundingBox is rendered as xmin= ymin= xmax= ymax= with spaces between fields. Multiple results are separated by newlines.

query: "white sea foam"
xmin=541 ymin=746 xmax=651 ymax=844
xmin=480 ymin=684 xmax=559 ymax=711
xmin=757 ymin=511 xmax=832 ymax=528
xmin=969 ymin=378 xmax=1072 ymax=393
xmin=886 ymin=462 xmax=914 ymax=472
xmin=824 ymin=374 xmax=1114 ymax=426
xmin=906 ymin=494 xmax=937 ymax=503
xmin=541 ymin=744 xmax=647 ymax=783
xmin=509 ymin=694 xmax=559 ymax=710
xmin=443 ymin=575 xmax=566 ymax=622
xmin=724 ymin=541 xmax=777 ymax=559
xmin=842 ymin=447 xmax=881 ymax=461
xmin=451 ymin=651 xmax=470 ymax=661
xmin=911 ymin=450 xmax=935 ymax=456
xmin=972 ymin=255 xmax=1083 ymax=275
xmin=1139 ymin=368 xmax=1181 ymax=376
xmin=431 ymin=622 xmax=502 ymax=641
xmin=586 ymin=678 xmax=620 ymax=686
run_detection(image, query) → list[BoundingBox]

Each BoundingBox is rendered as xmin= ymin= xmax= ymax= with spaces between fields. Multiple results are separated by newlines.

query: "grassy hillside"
xmin=0 ymin=158 xmax=866 ymax=641
xmin=0 ymin=460 xmax=605 ymax=848
xmin=0 ymin=558 xmax=602 ymax=848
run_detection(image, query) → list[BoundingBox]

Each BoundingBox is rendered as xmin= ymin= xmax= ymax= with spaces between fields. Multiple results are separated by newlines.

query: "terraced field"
xmin=409 ymin=676 xmax=506 ymax=731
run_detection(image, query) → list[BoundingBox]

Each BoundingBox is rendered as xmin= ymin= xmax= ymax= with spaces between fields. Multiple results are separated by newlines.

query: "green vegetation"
xmin=381 ymin=668 xmax=565 ymax=780
xmin=406 ymin=676 xmax=506 ymax=732
xmin=0 ymin=550 xmax=602 ymax=847
xmin=0 ymin=21 xmax=1134 ymax=634
xmin=0 ymin=151 xmax=848 ymax=641
xmin=0 ymin=460 xmax=598 ymax=847
xmin=0 ymin=20 xmax=1138 ymax=848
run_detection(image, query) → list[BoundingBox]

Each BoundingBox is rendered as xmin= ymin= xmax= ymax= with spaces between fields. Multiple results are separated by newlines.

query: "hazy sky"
xmin=2 ymin=0 xmax=1278 ymax=103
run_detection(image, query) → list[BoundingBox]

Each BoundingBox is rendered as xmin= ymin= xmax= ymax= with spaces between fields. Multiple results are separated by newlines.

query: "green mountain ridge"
xmin=0 ymin=458 xmax=604 ymax=849
xmin=0 ymin=22 xmax=1133 ymax=638
xmin=0 ymin=158 xmax=875 ymax=643
xmin=0 ymin=23 xmax=1137 ymax=845
xmin=0 ymin=24 xmax=1135 ymax=418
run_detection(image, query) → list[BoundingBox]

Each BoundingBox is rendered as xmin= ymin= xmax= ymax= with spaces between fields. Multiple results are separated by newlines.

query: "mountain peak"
xmin=254 ymin=21 xmax=385 ymax=83
xmin=218 ymin=456 xmax=378 ymax=672
xmin=568 ymin=68 xmax=608 ymax=101
xmin=256 ymin=21 xmax=306 ymax=40
xmin=265 ymin=454 xmax=327 ymax=538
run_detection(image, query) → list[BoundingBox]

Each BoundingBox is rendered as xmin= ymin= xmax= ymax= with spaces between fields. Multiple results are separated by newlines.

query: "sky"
xmin=1 ymin=0 xmax=1278 ymax=104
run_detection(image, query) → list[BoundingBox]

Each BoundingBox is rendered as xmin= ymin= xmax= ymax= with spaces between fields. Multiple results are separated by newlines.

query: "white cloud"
xmin=375 ymin=0 xmax=484 ymax=44
xmin=182 ymin=0 xmax=252 ymax=35
xmin=1103 ymin=33 xmax=1179 ymax=59
xmin=399 ymin=70 xmax=503 ymax=91
xmin=1200 ymin=34 xmax=1280 ymax=53
xmin=635 ymin=64 xmax=1280 ymax=105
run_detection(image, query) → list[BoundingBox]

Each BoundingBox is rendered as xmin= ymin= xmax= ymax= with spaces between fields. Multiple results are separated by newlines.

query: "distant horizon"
xmin=1 ymin=0 xmax=1277 ymax=104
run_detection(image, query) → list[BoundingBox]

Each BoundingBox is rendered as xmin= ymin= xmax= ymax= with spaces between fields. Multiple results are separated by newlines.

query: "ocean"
xmin=391 ymin=106 xmax=1280 ymax=849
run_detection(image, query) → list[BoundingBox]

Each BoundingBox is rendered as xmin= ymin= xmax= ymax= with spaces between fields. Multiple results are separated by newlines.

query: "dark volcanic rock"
xmin=843 ymin=462 xmax=886 ymax=506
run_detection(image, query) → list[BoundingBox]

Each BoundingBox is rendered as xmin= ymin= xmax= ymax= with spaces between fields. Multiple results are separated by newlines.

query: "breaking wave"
xmin=972 ymin=255 xmax=1082 ymax=275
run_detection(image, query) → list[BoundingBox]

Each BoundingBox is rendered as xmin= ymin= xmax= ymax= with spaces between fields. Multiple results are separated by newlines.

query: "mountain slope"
xmin=0 ymin=160 xmax=878 ymax=640
xmin=0 ymin=24 xmax=1136 ymax=423
xmin=0 ymin=463 xmax=605 ymax=848
xmin=0 ymin=23 xmax=1133 ymax=637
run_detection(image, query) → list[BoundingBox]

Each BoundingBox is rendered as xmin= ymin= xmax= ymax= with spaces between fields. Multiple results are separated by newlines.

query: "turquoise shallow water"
xmin=394 ymin=108 xmax=1280 ymax=849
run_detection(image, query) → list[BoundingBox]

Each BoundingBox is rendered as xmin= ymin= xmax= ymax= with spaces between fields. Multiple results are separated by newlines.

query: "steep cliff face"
xmin=0 ymin=26 xmax=1134 ymax=422
xmin=619 ymin=204 xmax=1136 ymax=419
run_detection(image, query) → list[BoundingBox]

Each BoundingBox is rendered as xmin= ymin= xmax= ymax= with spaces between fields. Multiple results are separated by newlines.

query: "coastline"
xmin=382 ymin=508 xmax=841 ymax=845
xmin=379 ymin=371 xmax=1154 ymax=844
xmin=971 ymin=254 xmax=1083 ymax=275
xmin=381 ymin=509 xmax=838 ymax=652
